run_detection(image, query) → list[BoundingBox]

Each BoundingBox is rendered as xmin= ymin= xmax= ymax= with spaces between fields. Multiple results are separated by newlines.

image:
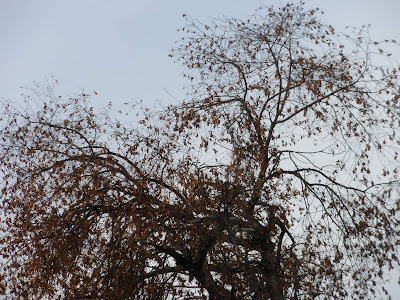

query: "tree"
xmin=1 ymin=2 xmax=400 ymax=299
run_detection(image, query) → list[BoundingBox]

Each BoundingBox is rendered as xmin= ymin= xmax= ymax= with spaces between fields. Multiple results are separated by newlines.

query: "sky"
xmin=1 ymin=0 xmax=400 ymax=106
xmin=1 ymin=0 xmax=400 ymax=296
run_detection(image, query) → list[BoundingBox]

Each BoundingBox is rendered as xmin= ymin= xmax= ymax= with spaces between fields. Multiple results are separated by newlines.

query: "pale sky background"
xmin=1 ymin=0 xmax=400 ymax=297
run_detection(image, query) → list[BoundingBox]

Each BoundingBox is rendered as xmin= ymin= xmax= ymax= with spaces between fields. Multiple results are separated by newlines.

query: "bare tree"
xmin=1 ymin=3 xmax=400 ymax=299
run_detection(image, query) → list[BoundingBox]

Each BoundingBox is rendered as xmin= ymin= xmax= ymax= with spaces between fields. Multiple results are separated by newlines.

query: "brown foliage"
xmin=1 ymin=3 xmax=400 ymax=299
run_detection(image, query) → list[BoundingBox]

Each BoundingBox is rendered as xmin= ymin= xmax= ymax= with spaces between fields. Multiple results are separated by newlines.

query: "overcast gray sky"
xmin=1 ymin=0 xmax=400 ymax=296
xmin=1 ymin=0 xmax=400 ymax=105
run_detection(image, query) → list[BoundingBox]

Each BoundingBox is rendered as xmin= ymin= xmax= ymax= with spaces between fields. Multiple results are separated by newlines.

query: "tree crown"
xmin=1 ymin=2 xmax=400 ymax=299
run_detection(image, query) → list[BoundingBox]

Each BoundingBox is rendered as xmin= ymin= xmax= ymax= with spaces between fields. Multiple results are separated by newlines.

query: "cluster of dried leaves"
xmin=1 ymin=3 xmax=400 ymax=299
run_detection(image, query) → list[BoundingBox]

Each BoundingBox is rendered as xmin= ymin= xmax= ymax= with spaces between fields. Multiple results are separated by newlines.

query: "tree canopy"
xmin=1 ymin=2 xmax=400 ymax=299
